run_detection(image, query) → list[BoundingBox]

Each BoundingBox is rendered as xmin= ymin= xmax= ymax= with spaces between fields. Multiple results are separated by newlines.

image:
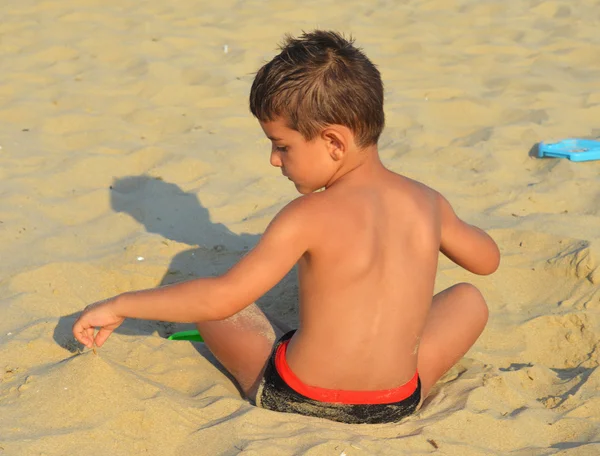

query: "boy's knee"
xmin=454 ymin=282 xmax=488 ymax=324
xmin=454 ymin=282 xmax=482 ymax=300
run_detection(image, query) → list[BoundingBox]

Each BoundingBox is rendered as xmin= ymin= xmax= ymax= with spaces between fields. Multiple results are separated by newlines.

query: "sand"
xmin=1 ymin=0 xmax=599 ymax=454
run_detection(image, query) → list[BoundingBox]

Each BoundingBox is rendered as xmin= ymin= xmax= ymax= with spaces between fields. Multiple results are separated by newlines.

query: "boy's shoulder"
xmin=268 ymin=192 xmax=336 ymax=237
xmin=277 ymin=192 xmax=328 ymax=220
xmin=393 ymin=173 xmax=443 ymax=206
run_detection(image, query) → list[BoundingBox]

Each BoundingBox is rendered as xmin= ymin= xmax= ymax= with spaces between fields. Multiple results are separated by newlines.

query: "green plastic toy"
xmin=167 ymin=330 xmax=204 ymax=342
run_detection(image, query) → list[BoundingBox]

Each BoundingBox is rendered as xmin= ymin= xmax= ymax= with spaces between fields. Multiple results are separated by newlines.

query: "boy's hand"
xmin=72 ymin=297 xmax=125 ymax=349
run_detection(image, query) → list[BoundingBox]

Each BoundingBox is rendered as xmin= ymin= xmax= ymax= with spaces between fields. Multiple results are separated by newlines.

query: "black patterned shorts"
xmin=255 ymin=331 xmax=421 ymax=424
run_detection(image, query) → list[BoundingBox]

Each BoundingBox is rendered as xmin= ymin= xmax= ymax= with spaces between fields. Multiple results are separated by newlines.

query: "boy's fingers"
xmin=72 ymin=320 xmax=85 ymax=345
xmin=74 ymin=331 xmax=92 ymax=348
xmin=73 ymin=330 xmax=85 ymax=346
xmin=72 ymin=317 xmax=94 ymax=348
xmin=94 ymin=327 xmax=113 ymax=348
xmin=85 ymin=327 xmax=95 ymax=347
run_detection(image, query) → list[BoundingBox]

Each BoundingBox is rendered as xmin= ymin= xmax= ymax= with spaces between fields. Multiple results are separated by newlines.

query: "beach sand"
xmin=1 ymin=0 xmax=599 ymax=454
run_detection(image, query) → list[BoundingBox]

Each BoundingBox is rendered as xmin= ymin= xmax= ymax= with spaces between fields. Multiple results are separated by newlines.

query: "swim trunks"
xmin=255 ymin=330 xmax=421 ymax=424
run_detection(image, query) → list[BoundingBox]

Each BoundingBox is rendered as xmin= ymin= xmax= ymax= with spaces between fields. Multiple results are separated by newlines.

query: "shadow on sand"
xmin=54 ymin=175 xmax=298 ymax=363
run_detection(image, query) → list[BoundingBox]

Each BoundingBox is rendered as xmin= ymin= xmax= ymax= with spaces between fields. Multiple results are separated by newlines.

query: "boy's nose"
xmin=270 ymin=150 xmax=282 ymax=167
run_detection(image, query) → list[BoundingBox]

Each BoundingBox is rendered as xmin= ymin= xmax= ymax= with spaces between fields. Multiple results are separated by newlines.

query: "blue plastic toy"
xmin=537 ymin=139 xmax=600 ymax=162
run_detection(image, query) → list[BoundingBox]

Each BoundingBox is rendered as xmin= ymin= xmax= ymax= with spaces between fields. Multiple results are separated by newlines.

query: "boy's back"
xmin=288 ymin=166 xmax=439 ymax=391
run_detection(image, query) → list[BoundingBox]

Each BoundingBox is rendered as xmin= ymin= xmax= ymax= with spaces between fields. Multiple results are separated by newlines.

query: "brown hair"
xmin=249 ymin=30 xmax=384 ymax=148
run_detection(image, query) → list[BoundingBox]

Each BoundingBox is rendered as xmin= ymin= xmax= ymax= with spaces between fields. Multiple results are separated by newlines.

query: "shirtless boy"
xmin=73 ymin=31 xmax=500 ymax=424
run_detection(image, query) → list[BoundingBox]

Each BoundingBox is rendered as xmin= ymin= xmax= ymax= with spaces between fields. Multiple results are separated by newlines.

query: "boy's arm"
xmin=73 ymin=198 xmax=312 ymax=348
xmin=437 ymin=193 xmax=500 ymax=275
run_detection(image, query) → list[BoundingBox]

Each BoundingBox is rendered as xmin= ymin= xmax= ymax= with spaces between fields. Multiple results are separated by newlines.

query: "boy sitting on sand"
xmin=73 ymin=30 xmax=500 ymax=424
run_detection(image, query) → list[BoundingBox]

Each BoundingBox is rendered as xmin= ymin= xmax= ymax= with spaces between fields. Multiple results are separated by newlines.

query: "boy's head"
xmin=250 ymin=30 xmax=384 ymax=149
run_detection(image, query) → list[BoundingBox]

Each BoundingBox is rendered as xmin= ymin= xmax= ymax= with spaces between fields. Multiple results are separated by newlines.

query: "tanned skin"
xmin=73 ymin=118 xmax=499 ymax=403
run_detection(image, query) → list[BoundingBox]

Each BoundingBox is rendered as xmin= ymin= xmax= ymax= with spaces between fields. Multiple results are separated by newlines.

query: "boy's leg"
xmin=195 ymin=304 xmax=291 ymax=399
xmin=417 ymin=283 xmax=489 ymax=399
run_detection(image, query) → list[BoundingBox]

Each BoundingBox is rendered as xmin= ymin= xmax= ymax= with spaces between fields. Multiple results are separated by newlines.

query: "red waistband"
xmin=274 ymin=339 xmax=419 ymax=405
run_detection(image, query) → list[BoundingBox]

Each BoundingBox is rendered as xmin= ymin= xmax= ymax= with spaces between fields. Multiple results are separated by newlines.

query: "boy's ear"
xmin=321 ymin=127 xmax=348 ymax=161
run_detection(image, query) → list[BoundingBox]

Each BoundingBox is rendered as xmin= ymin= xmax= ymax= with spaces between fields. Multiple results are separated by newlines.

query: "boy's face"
xmin=259 ymin=118 xmax=338 ymax=194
